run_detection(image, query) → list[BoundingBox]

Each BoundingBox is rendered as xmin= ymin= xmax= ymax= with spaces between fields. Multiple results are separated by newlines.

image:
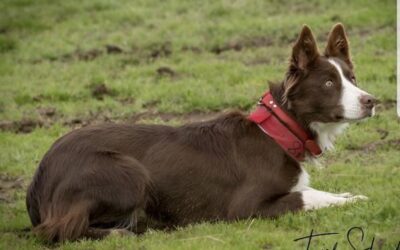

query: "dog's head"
xmin=283 ymin=23 xmax=376 ymax=124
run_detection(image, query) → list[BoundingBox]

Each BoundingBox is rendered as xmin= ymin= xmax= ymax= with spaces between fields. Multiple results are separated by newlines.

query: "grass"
xmin=0 ymin=0 xmax=398 ymax=249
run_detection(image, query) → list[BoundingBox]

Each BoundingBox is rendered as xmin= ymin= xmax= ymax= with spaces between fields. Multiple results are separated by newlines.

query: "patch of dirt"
xmin=211 ymin=36 xmax=274 ymax=54
xmin=0 ymin=175 xmax=25 ymax=203
xmin=278 ymin=33 xmax=297 ymax=44
xmin=90 ymin=83 xmax=114 ymax=100
xmin=33 ymin=24 xmax=395 ymax=64
xmin=346 ymin=138 xmax=400 ymax=153
xmin=38 ymin=107 xmax=56 ymax=118
xmin=211 ymin=42 xmax=243 ymax=54
xmin=183 ymin=111 xmax=222 ymax=123
xmin=388 ymin=73 xmax=396 ymax=83
xmin=0 ymin=27 xmax=9 ymax=34
xmin=0 ymin=121 xmax=15 ymax=131
xmin=149 ymin=42 xmax=172 ymax=59
xmin=0 ymin=119 xmax=43 ymax=133
xmin=35 ymin=41 xmax=173 ymax=63
xmin=32 ymin=94 xmax=44 ymax=102
xmin=1 ymin=107 xmax=57 ymax=133
xmin=60 ymin=48 xmax=103 ymax=61
xmin=63 ymin=113 xmax=113 ymax=129
xmin=31 ymin=33 xmax=289 ymax=64
xmin=375 ymin=99 xmax=396 ymax=112
xmin=129 ymin=110 xmax=222 ymax=124
xmin=376 ymin=238 xmax=386 ymax=250
xmin=19 ymin=119 xmax=43 ymax=133
xmin=330 ymin=14 xmax=341 ymax=22
xmin=105 ymin=44 xmax=123 ymax=54
xmin=376 ymin=128 xmax=389 ymax=140
xmin=142 ymin=100 xmax=161 ymax=109
xmin=244 ymin=57 xmax=272 ymax=66
xmin=130 ymin=112 xmax=176 ymax=123
xmin=60 ymin=110 xmax=222 ymax=131
xmin=156 ymin=66 xmax=176 ymax=78
xmin=262 ymin=243 xmax=273 ymax=250
xmin=366 ymin=139 xmax=400 ymax=152
xmin=117 ymin=97 xmax=135 ymax=105
xmin=119 ymin=57 xmax=141 ymax=67
xmin=14 ymin=228 xmax=32 ymax=240
xmin=0 ymin=108 xmax=226 ymax=134
xmin=181 ymin=45 xmax=202 ymax=53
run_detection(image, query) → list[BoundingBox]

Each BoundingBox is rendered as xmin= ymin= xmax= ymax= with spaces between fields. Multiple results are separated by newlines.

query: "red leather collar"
xmin=248 ymin=92 xmax=322 ymax=161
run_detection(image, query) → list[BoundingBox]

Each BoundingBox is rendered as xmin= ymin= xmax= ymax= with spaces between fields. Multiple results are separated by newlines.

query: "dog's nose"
xmin=359 ymin=94 xmax=377 ymax=109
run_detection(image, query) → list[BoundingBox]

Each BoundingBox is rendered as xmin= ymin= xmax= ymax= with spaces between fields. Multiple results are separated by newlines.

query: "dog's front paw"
xmin=332 ymin=192 xmax=368 ymax=200
xmin=334 ymin=192 xmax=353 ymax=198
xmin=348 ymin=194 xmax=368 ymax=201
xmin=301 ymin=189 xmax=368 ymax=210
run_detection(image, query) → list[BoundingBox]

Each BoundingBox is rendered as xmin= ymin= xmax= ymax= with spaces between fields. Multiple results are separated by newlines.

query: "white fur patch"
xmin=290 ymin=167 xmax=310 ymax=192
xmin=328 ymin=59 xmax=370 ymax=120
xmin=301 ymin=188 xmax=368 ymax=210
xmin=309 ymin=122 xmax=348 ymax=151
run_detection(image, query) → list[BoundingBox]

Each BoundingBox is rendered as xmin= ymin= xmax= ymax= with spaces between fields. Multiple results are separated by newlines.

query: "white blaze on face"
xmin=328 ymin=59 xmax=371 ymax=120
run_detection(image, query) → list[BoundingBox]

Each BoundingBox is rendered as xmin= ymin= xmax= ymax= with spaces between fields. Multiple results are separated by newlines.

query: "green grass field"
xmin=0 ymin=0 xmax=398 ymax=249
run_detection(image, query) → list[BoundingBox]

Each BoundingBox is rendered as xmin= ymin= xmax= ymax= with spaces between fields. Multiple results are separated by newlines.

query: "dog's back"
xmin=26 ymin=112 xmax=298 ymax=241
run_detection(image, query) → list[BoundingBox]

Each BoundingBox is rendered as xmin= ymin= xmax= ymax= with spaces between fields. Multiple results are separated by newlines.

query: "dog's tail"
xmin=28 ymin=151 xmax=155 ymax=242
xmin=33 ymin=201 xmax=91 ymax=242
xmin=27 ymin=163 xmax=90 ymax=242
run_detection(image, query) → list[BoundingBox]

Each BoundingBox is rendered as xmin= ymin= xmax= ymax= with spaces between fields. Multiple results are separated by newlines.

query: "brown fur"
xmin=27 ymin=112 xmax=304 ymax=242
xmin=26 ymin=23 xmax=362 ymax=242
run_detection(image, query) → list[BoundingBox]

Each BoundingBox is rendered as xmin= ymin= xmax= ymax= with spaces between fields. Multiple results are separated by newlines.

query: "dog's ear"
xmin=325 ymin=23 xmax=352 ymax=68
xmin=290 ymin=25 xmax=319 ymax=71
xmin=284 ymin=25 xmax=319 ymax=104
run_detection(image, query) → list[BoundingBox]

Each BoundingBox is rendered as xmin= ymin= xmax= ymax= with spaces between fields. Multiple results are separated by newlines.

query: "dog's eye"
xmin=325 ymin=80 xmax=334 ymax=87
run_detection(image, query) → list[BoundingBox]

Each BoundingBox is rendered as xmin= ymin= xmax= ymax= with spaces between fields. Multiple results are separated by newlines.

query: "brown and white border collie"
xmin=26 ymin=23 xmax=376 ymax=242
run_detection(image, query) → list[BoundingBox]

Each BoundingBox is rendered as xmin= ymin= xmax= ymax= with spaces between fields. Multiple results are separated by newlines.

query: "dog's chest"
xmin=290 ymin=166 xmax=310 ymax=192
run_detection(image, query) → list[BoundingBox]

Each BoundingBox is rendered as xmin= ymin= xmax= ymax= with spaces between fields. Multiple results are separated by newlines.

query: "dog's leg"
xmin=302 ymin=186 xmax=361 ymax=197
xmin=303 ymin=187 xmax=355 ymax=197
xmin=227 ymin=189 xmax=305 ymax=219
xmin=227 ymin=187 xmax=367 ymax=219
xmin=300 ymin=188 xmax=367 ymax=210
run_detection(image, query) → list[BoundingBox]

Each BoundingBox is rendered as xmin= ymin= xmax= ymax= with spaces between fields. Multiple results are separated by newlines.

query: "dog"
xmin=26 ymin=23 xmax=376 ymax=242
